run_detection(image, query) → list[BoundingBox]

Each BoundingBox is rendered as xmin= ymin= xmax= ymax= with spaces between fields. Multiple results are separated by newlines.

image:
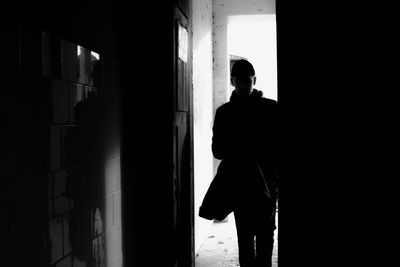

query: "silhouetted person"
xmin=212 ymin=59 xmax=279 ymax=267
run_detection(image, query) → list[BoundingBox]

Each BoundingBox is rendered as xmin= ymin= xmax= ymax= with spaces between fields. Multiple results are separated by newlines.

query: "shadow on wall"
xmin=48 ymin=43 xmax=122 ymax=267
xmin=63 ymin=83 xmax=105 ymax=266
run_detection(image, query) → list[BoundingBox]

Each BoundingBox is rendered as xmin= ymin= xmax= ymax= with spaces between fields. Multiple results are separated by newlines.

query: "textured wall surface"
xmin=192 ymin=0 xmax=214 ymax=254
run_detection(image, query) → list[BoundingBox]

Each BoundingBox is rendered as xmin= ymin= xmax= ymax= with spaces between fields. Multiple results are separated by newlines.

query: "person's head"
xmin=230 ymin=59 xmax=257 ymax=97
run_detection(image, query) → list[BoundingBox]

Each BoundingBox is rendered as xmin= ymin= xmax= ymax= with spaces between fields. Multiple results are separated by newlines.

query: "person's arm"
xmin=211 ymin=108 xmax=226 ymax=160
xmin=257 ymin=101 xmax=279 ymax=199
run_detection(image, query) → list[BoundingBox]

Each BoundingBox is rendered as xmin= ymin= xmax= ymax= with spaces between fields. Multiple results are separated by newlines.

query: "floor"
xmin=195 ymin=211 xmax=278 ymax=267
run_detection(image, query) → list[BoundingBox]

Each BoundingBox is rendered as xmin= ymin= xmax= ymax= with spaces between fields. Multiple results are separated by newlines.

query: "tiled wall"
xmin=1 ymin=24 xmax=123 ymax=267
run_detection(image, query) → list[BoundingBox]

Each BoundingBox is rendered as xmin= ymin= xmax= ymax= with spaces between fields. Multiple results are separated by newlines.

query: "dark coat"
xmin=199 ymin=89 xmax=279 ymax=220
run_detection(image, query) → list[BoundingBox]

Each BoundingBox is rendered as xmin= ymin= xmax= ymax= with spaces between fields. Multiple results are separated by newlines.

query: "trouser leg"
xmin=255 ymin=205 xmax=276 ymax=267
xmin=234 ymin=210 xmax=256 ymax=267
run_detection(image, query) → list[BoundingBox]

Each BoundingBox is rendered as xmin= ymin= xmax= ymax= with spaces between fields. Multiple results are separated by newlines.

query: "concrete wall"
xmin=212 ymin=0 xmax=276 ymax=174
xmin=192 ymin=0 xmax=214 ymax=254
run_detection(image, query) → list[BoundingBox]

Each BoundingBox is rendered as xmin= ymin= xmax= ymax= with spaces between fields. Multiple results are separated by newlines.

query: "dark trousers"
xmin=234 ymin=202 xmax=276 ymax=267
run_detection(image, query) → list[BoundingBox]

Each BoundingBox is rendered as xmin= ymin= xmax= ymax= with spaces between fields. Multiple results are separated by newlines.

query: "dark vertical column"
xmin=117 ymin=1 xmax=176 ymax=266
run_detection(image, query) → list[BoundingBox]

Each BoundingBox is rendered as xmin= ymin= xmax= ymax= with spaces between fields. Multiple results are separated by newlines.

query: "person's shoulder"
xmin=216 ymin=102 xmax=231 ymax=113
xmin=259 ymin=97 xmax=277 ymax=105
xmin=258 ymin=97 xmax=278 ymax=110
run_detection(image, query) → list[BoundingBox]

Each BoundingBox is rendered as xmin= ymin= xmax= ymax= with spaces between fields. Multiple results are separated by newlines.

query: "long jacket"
xmin=199 ymin=89 xmax=279 ymax=220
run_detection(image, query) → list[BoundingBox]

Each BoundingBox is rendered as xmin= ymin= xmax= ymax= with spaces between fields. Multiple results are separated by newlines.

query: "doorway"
xmin=228 ymin=14 xmax=278 ymax=101
xmin=193 ymin=11 xmax=279 ymax=267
